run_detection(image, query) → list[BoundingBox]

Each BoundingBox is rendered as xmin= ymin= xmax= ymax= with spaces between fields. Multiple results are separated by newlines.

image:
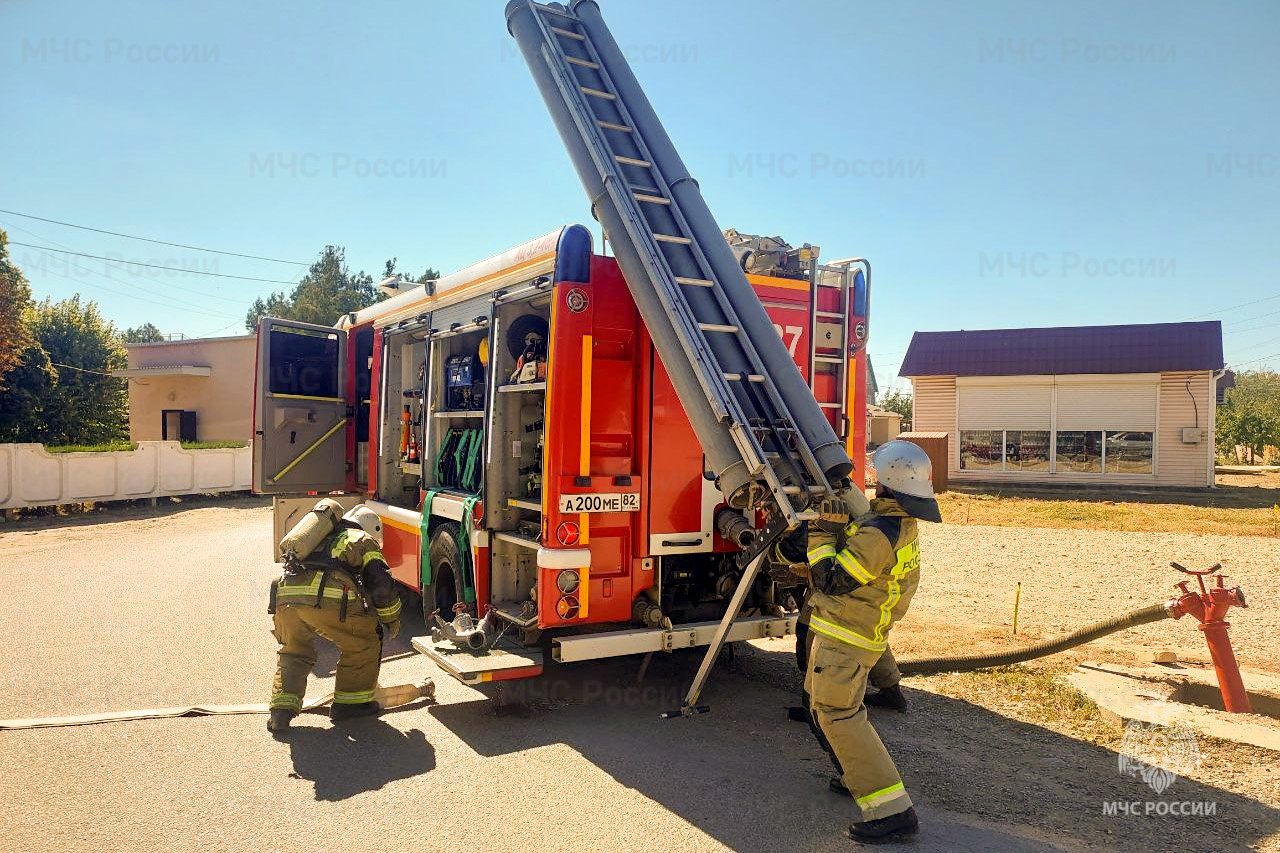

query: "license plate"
xmin=559 ymin=492 xmax=640 ymax=513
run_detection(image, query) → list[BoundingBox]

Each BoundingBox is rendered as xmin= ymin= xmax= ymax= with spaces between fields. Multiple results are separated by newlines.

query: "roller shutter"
xmin=957 ymin=381 xmax=1052 ymax=430
xmin=1056 ymin=381 xmax=1157 ymax=430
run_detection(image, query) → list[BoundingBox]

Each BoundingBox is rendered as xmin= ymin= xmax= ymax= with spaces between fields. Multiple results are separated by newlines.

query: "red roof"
xmin=900 ymin=321 xmax=1223 ymax=378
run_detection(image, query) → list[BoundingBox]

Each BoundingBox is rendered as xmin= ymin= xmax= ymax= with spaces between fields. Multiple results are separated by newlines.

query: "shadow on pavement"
xmin=427 ymin=646 xmax=1280 ymax=853
xmin=285 ymin=718 xmax=435 ymax=801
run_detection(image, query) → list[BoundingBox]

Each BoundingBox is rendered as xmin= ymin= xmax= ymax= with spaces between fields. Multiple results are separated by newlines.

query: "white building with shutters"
xmin=900 ymin=322 xmax=1225 ymax=489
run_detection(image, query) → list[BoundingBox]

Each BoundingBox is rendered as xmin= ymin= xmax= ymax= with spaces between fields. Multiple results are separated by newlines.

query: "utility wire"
xmin=3 ymin=219 xmax=245 ymax=317
xmin=32 ymin=261 xmax=240 ymax=321
xmin=49 ymin=361 xmax=120 ymax=377
xmin=1186 ymin=292 xmax=1280 ymax=321
xmin=7 ymin=242 xmax=300 ymax=286
xmin=0 ymin=208 xmax=309 ymax=265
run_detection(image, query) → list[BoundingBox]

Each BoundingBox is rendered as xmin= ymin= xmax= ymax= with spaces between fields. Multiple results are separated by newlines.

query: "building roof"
xmin=899 ymin=321 xmax=1223 ymax=378
xmin=111 ymin=365 xmax=211 ymax=378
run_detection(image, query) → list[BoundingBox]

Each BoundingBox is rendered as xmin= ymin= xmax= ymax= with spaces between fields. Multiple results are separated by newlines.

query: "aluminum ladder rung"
xmin=550 ymin=26 xmax=585 ymax=40
xmin=675 ymin=276 xmax=713 ymax=287
xmin=816 ymin=310 xmax=844 ymax=318
xmin=566 ymin=56 xmax=599 ymax=68
xmin=653 ymin=233 xmax=692 ymax=245
xmin=597 ymin=120 xmax=633 ymax=132
xmin=818 ymin=402 xmax=842 ymax=409
xmin=814 ymin=355 xmax=844 ymax=364
xmin=634 ymin=193 xmax=670 ymax=205
xmin=699 ymin=323 xmax=738 ymax=333
xmin=615 ymin=154 xmax=650 ymax=167
xmin=723 ymin=373 xmax=765 ymax=382
xmin=783 ymin=484 xmax=829 ymax=496
xmin=581 ymin=86 xmax=616 ymax=100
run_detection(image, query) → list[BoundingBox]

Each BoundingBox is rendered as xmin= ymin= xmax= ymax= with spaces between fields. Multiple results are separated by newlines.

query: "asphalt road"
xmin=2 ymin=499 xmax=1276 ymax=853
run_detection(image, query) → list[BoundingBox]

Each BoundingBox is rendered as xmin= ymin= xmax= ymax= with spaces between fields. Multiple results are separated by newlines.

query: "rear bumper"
xmin=552 ymin=613 xmax=797 ymax=663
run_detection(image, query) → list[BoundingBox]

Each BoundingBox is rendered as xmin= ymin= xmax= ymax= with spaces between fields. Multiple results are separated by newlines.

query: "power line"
xmin=8 ymin=242 xmax=299 ymax=288
xmin=50 ymin=361 xmax=119 ymax=377
xmin=1231 ymin=350 xmax=1280 ymax=369
xmin=32 ymin=261 xmax=241 ymax=321
xmin=3 ymin=219 xmax=245 ymax=318
xmin=0 ymin=208 xmax=309 ymax=265
xmin=1187 ymin=292 xmax=1280 ymax=321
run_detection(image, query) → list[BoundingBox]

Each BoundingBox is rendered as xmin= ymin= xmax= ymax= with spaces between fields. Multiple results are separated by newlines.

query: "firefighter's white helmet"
xmin=872 ymin=440 xmax=942 ymax=522
xmin=341 ymin=505 xmax=384 ymax=545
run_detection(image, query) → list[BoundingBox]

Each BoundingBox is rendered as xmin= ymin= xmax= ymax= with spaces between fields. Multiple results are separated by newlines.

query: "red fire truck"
xmin=252 ymin=0 xmax=872 ymax=696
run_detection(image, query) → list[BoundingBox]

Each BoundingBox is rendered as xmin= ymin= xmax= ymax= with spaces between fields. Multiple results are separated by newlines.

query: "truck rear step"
xmin=412 ymin=636 xmax=544 ymax=685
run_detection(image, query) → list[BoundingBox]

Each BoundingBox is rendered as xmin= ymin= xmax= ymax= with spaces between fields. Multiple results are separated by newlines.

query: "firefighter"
xmin=267 ymin=504 xmax=403 ymax=737
xmin=776 ymin=440 xmax=940 ymax=844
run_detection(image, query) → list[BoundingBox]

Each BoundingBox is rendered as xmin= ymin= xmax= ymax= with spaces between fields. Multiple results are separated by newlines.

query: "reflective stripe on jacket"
xmin=806 ymin=497 xmax=920 ymax=665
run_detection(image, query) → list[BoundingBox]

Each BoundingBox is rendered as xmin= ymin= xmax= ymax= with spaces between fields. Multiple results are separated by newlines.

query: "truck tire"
xmin=424 ymin=522 xmax=462 ymax=622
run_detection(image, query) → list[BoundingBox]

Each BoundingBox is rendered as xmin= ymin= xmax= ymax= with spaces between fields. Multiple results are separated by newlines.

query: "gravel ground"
xmin=1 ymin=503 xmax=1278 ymax=852
xmin=905 ymin=524 xmax=1279 ymax=672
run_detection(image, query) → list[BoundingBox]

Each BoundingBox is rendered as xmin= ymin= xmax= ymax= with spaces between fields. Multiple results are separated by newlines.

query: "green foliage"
xmin=245 ymin=246 xmax=382 ymax=331
xmin=877 ymin=388 xmax=913 ymax=427
xmin=0 ymin=230 xmax=40 ymax=390
xmin=120 ymin=322 xmax=166 ymax=343
xmin=1217 ymin=370 xmax=1280 ymax=464
xmin=25 ymin=296 xmax=129 ymax=445
xmin=46 ymin=442 xmax=137 ymax=453
xmin=179 ymin=440 xmax=247 ymax=449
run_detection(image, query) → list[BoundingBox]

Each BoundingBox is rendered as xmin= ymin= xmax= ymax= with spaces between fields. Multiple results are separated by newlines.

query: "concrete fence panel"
xmin=0 ymin=442 xmax=253 ymax=511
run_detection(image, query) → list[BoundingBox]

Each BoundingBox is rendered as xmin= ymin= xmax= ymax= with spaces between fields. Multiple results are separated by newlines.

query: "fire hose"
xmin=896 ymin=602 xmax=1172 ymax=677
xmin=895 ymin=562 xmax=1252 ymax=713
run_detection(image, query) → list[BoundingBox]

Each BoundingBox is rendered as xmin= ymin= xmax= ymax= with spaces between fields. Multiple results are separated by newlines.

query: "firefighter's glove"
xmin=382 ymin=619 xmax=401 ymax=641
xmin=776 ymin=521 xmax=809 ymax=564
xmin=810 ymin=558 xmax=861 ymax=597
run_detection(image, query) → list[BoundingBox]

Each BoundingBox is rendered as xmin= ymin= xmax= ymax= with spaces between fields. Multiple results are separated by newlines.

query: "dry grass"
xmin=921 ymin=663 xmax=1121 ymax=746
xmin=937 ymin=491 xmax=1280 ymax=538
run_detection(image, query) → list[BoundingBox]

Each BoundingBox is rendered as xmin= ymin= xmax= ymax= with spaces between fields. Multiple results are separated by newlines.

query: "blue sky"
xmin=2 ymin=0 xmax=1276 ymax=390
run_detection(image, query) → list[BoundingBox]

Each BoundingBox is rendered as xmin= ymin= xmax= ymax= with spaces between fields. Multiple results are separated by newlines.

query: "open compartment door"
xmin=253 ymin=318 xmax=349 ymax=494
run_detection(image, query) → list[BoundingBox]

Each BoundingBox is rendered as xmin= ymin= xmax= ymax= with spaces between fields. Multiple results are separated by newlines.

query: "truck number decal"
xmin=773 ymin=324 xmax=803 ymax=358
xmin=559 ymin=492 xmax=641 ymax=513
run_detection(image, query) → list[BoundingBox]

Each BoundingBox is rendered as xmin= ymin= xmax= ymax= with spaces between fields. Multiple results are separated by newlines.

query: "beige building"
xmin=114 ymin=335 xmax=255 ymax=443
xmin=901 ymin=322 xmax=1224 ymax=489
xmin=868 ymin=407 xmax=903 ymax=447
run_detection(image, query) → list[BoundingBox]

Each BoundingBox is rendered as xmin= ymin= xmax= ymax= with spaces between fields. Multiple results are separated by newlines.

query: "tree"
xmin=0 ymin=232 xmax=57 ymax=441
xmin=1216 ymin=370 xmax=1280 ymax=463
xmin=26 ymin=296 xmax=129 ymax=445
xmin=877 ymin=388 xmax=913 ymax=429
xmin=121 ymin=323 xmax=166 ymax=343
xmin=245 ymin=246 xmax=384 ymax=331
xmin=0 ymin=229 xmax=38 ymax=389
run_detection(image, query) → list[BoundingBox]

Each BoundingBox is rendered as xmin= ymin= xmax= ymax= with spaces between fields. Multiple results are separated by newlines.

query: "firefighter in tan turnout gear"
xmin=776 ymin=440 xmax=941 ymax=844
xmin=267 ymin=501 xmax=402 ymax=737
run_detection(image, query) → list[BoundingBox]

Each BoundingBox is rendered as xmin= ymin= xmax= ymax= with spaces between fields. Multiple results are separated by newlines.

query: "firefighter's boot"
xmin=847 ymin=807 xmax=919 ymax=844
xmin=865 ymin=685 xmax=907 ymax=713
xmin=331 ymin=701 xmax=382 ymax=722
xmin=267 ymin=709 xmax=296 ymax=738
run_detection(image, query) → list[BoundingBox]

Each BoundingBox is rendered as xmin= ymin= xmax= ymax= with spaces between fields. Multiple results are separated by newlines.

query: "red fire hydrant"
xmin=1166 ymin=562 xmax=1252 ymax=714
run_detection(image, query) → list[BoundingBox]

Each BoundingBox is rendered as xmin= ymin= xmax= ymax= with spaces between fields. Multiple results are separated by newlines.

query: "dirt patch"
xmin=935 ymin=491 xmax=1280 ymax=537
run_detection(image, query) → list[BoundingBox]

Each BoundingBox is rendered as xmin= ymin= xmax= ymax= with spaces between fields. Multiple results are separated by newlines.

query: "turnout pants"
xmin=798 ymin=599 xmax=900 ymax=688
xmin=805 ymin=635 xmax=913 ymax=821
xmin=270 ymin=604 xmax=382 ymax=712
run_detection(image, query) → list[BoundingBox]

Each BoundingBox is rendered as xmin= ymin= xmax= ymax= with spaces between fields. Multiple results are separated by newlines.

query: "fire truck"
xmin=252 ymin=0 xmax=871 ymax=708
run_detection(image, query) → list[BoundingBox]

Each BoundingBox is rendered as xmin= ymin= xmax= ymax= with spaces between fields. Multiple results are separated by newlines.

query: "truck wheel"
xmin=424 ymin=522 xmax=462 ymax=622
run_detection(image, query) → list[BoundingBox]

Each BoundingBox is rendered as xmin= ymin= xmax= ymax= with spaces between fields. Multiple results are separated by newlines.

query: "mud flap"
xmin=411 ymin=636 xmax=544 ymax=686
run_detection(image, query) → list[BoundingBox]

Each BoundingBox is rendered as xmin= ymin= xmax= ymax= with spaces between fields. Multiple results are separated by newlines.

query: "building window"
xmin=1105 ymin=431 xmax=1154 ymax=474
xmin=959 ymin=430 xmax=1003 ymax=470
xmin=1056 ymin=431 xmax=1102 ymax=473
xmin=1006 ymin=430 xmax=1051 ymax=471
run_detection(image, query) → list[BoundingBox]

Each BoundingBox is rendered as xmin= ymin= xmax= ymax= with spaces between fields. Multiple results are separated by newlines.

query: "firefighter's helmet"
xmin=872 ymin=440 xmax=942 ymax=522
xmin=340 ymin=505 xmax=384 ymax=545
